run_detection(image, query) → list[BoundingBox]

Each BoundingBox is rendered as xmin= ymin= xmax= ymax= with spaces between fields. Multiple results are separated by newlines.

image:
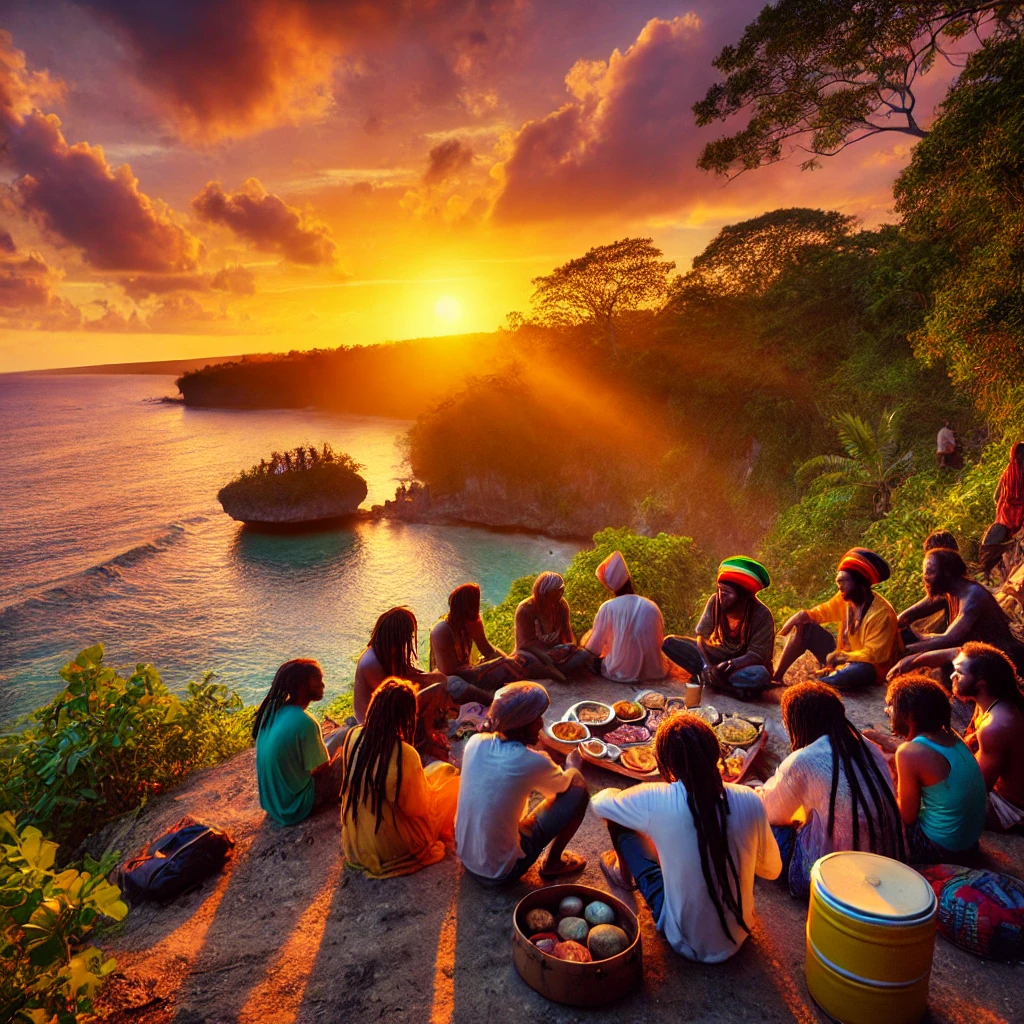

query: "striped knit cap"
xmin=838 ymin=548 xmax=890 ymax=586
xmin=717 ymin=556 xmax=771 ymax=594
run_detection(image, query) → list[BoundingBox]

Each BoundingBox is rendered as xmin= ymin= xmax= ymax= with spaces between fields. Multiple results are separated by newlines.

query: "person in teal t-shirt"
xmin=254 ymin=659 xmax=347 ymax=826
xmin=886 ymin=673 xmax=987 ymax=862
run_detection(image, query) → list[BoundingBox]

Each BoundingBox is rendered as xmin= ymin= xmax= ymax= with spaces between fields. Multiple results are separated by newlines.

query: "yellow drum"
xmin=806 ymin=852 xmax=937 ymax=1024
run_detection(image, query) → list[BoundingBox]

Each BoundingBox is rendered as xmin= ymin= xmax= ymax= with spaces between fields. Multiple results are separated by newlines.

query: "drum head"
xmin=814 ymin=852 xmax=935 ymax=921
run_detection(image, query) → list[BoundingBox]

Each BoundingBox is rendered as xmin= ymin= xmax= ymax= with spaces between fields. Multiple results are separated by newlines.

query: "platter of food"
xmin=715 ymin=715 xmax=760 ymax=749
xmin=565 ymin=701 xmax=616 ymax=727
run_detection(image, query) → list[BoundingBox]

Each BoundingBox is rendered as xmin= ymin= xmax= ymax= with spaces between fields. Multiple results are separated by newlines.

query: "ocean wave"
xmin=0 ymin=520 xmax=203 ymax=624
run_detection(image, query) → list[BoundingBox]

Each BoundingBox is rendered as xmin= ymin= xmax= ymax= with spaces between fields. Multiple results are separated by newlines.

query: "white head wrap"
xmin=533 ymin=571 xmax=565 ymax=602
xmin=596 ymin=550 xmax=630 ymax=592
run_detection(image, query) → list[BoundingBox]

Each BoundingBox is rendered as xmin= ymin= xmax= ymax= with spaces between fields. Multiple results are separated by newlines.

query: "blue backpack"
xmin=120 ymin=816 xmax=234 ymax=904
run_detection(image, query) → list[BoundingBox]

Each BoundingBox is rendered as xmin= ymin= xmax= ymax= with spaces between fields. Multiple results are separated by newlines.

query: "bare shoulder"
xmin=983 ymin=705 xmax=1024 ymax=743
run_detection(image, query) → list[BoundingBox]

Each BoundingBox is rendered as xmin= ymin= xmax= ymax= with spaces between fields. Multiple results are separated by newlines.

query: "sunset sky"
xmin=0 ymin=0 xmax=957 ymax=372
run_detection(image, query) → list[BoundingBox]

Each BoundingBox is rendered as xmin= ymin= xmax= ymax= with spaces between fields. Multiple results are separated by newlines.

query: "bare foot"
xmin=539 ymin=850 xmax=586 ymax=879
xmin=599 ymin=850 xmax=636 ymax=891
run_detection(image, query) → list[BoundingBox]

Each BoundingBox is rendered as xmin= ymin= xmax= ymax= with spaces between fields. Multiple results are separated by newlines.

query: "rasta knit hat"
xmin=717 ymin=556 xmax=771 ymax=594
xmin=838 ymin=547 xmax=891 ymax=586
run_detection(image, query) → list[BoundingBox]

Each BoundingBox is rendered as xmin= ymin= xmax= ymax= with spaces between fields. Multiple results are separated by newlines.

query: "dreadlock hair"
xmin=960 ymin=642 xmax=1024 ymax=712
xmin=252 ymin=659 xmax=322 ymax=739
xmin=655 ymin=713 xmax=749 ymax=944
xmin=342 ymin=678 xmax=417 ymax=833
xmin=782 ymin=682 xmax=905 ymax=861
xmin=924 ymin=530 xmax=959 ymax=553
xmin=369 ymin=607 xmax=419 ymax=678
xmin=709 ymin=581 xmax=756 ymax=649
xmin=446 ymin=583 xmax=481 ymax=664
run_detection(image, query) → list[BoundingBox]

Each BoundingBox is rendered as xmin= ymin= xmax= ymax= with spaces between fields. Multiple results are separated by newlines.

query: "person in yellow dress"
xmin=340 ymin=678 xmax=460 ymax=878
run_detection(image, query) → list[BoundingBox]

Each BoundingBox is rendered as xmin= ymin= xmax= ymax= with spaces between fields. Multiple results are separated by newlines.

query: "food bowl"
xmin=714 ymin=715 xmax=760 ymax=749
xmin=567 ymin=700 xmax=615 ymax=728
xmin=581 ymin=738 xmax=608 ymax=759
xmin=604 ymin=743 xmax=623 ymax=761
xmin=544 ymin=719 xmax=591 ymax=745
xmin=637 ymin=691 xmax=666 ymax=710
xmin=612 ymin=700 xmax=647 ymax=724
xmin=513 ymin=884 xmax=643 ymax=1006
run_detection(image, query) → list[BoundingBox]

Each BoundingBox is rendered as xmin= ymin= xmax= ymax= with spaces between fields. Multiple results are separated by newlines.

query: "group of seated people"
xmin=251 ymin=530 xmax=1024 ymax=965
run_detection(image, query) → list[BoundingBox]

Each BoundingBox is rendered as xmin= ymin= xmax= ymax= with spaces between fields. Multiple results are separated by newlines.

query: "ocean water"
xmin=0 ymin=374 xmax=580 ymax=721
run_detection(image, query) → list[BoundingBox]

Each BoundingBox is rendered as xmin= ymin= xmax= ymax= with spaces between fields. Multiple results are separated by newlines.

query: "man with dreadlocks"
xmin=340 ymin=679 xmax=460 ymax=878
xmin=773 ymin=548 xmax=901 ymax=690
xmin=757 ymin=682 xmax=905 ymax=897
xmin=593 ymin=714 xmax=780 ymax=963
xmin=254 ymin=659 xmax=348 ymax=827
xmin=952 ymin=643 xmax=1024 ymax=831
xmin=663 ymin=557 xmax=775 ymax=698
xmin=431 ymin=583 xmax=564 ymax=693
xmin=889 ymin=547 xmax=1024 ymax=678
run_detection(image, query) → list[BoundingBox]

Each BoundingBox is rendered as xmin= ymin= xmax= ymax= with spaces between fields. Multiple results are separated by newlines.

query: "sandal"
xmin=539 ymin=850 xmax=587 ymax=879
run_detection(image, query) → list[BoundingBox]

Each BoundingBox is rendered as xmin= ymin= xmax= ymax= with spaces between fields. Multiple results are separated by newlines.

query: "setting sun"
xmin=434 ymin=296 xmax=464 ymax=325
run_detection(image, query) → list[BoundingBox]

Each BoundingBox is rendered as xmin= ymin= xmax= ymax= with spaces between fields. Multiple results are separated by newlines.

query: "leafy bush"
xmin=0 ymin=646 xmax=253 ymax=849
xmin=0 ymin=813 xmax=127 ymax=1024
xmin=483 ymin=528 xmax=710 ymax=650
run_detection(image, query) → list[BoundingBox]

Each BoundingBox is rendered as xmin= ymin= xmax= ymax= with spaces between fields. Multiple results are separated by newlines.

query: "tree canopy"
xmin=529 ymin=237 xmax=675 ymax=356
xmin=693 ymin=0 xmax=1022 ymax=176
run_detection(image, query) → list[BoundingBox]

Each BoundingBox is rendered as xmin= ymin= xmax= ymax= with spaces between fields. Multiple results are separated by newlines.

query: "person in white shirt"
xmin=582 ymin=550 xmax=669 ymax=682
xmin=455 ymin=682 xmax=589 ymax=885
xmin=936 ymin=421 xmax=957 ymax=469
xmin=593 ymin=713 xmax=781 ymax=963
xmin=757 ymin=682 xmax=905 ymax=897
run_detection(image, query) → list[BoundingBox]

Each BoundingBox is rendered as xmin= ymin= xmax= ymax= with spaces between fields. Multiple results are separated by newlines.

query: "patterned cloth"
xmin=920 ymin=864 xmax=1024 ymax=961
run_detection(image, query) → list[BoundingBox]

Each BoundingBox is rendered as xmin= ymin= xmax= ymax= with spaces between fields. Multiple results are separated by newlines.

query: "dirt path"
xmin=94 ymin=663 xmax=1024 ymax=1024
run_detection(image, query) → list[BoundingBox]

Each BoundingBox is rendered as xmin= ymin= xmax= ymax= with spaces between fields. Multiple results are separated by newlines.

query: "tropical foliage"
xmin=797 ymin=410 xmax=914 ymax=515
xmin=0 ymin=646 xmax=253 ymax=849
xmin=0 ymin=813 xmax=127 ymax=1024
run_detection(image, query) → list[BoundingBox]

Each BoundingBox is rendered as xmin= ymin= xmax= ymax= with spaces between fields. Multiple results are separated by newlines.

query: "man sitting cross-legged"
xmin=773 ymin=548 xmax=901 ymax=690
xmin=455 ymin=682 xmax=589 ymax=885
xmin=254 ymin=659 xmax=348 ymax=827
xmin=663 ymin=556 xmax=776 ymax=698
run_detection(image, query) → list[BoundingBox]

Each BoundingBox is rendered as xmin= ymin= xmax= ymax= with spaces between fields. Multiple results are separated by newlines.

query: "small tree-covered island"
xmin=217 ymin=444 xmax=368 ymax=525
xmin=4 ymin=3 xmax=1024 ymax=1024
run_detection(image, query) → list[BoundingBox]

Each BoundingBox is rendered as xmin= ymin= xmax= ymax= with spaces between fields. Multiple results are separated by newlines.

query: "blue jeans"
xmin=607 ymin=823 xmax=665 ymax=921
xmin=794 ymin=622 xmax=877 ymax=691
xmin=468 ymin=769 xmax=590 ymax=887
xmin=661 ymin=636 xmax=772 ymax=697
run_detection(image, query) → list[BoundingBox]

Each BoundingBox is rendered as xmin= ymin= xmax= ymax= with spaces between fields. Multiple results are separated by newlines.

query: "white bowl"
xmin=581 ymin=738 xmax=608 ymax=759
xmin=544 ymin=720 xmax=592 ymax=746
xmin=605 ymin=743 xmax=622 ymax=761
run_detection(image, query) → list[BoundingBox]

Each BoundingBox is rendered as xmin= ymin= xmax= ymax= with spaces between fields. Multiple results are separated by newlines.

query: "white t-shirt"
xmin=584 ymin=594 xmax=668 ymax=682
xmin=937 ymin=426 xmax=956 ymax=454
xmin=591 ymin=782 xmax=781 ymax=962
xmin=455 ymin=733 xmax=572 ymax=880
xmin=757 ymin=735 xmax=899 ymax=868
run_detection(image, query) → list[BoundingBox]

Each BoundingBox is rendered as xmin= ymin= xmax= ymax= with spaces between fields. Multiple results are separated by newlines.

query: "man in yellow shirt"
xmin=772 ymin=548 xmax=901 ymax=690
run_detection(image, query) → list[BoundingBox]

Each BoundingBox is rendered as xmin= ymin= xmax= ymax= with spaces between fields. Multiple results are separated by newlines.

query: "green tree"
xmin=797 ymin=409 xmax=913 ymax=515
xmin=673 ymin=208 xmax=856 ymax=298
xmin=529 ymin=238 xmax=675 ymax=357
xmin=894 ymin=35 xmax=1024 ymax=424
xmin=693 ymin=0 xmax=1021 ymax=176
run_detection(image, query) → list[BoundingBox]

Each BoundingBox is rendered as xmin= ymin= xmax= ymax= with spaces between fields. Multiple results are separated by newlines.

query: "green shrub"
xmin=0 ymin=813 xmax=127 ymax=1024
xmin=483 ymin=528 xmax=710 ymax=651
xmin=0 ymin=646 xmax=253 ymax=849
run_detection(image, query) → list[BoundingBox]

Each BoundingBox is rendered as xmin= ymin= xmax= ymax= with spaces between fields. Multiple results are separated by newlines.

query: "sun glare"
xmin=434 ymin=296 xmax=463 ymax=325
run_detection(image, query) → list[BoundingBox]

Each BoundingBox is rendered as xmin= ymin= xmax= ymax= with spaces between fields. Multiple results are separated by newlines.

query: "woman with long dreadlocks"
xmin=513 ymin=572 xmax=598 ymax=674
xmin=254 ymin=659 xmax=348 ymax=827
xmin=340 ymin=679 xmax=460 ymax=878
xmin=592 ymin=713 xmax=780 ymax=962
xmin=663 ymin=557 xmax=776 ymax=698
xmin=757 ymin=681 xmax=905 ymax=897
xmin=430 ymin=583 xmax=566 ymax=694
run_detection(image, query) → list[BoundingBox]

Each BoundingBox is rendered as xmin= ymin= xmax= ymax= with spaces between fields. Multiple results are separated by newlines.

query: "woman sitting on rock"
xmin=514 ymin=571 xmax=596 ymax=674
xmin=341 ymin=679 xmax=460 ymax=878
xmin=430 ymin=583 xmax=565 ymax=696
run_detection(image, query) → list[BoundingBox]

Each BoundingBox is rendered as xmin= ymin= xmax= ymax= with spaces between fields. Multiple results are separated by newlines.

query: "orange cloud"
xmin=492 ymin=15 xmax=713 ymax=222
xmin=0 ymin=235 xmax=82 ymax=329
xmin=192 ymin=178 xmax=338 ymax=266
xmin=121 ymin=264 xmax=256 ymax=300
xmin=0 ymin=34 xmax=203 ymax=273
xmin=423 ymin=139 xmax=474 ymax=186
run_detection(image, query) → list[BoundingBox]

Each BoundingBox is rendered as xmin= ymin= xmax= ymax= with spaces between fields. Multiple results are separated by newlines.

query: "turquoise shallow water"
xmin=0 ymin=374 xmax=580 ymax=721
